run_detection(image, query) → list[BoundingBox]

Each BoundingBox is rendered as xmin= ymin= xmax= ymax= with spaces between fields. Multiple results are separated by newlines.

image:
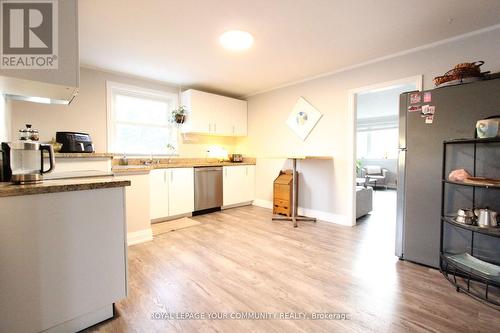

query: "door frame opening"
xmin=346 ymin=75 xmax=422 ymax=227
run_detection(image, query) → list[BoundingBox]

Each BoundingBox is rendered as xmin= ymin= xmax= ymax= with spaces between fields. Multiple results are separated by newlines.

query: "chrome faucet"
xmin=140 ymin=155 xmax=160 ymax=165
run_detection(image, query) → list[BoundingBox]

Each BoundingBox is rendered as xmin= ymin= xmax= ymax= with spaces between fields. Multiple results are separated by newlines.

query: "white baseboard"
xmin=151 ymin=212 xmax=191 ymax=223
xmin=252 ymin=199 xmax=273 ymax=209
xmin=127 ymin=228 xmax=153 ymax=246
xmin=252 ymin=199 xmax=351 ymax=226
xmin=298 ymin=207 xmax=351 ymax=226
xmin=45 ymin=304 xmax=113 ymax=333
xmin=222 ymin=201 xmax=253 ymax=210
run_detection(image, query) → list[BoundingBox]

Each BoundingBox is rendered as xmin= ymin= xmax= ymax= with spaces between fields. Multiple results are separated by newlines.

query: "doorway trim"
xmin=346 ymin=75 xmax=422 ymax=227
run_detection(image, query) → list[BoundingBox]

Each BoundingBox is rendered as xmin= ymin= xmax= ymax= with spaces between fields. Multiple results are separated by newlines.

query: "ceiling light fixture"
xmin=219 ymin=30 xmax=254 ymax=51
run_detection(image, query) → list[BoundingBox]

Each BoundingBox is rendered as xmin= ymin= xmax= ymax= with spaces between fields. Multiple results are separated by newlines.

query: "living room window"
xmin=357 ymin=127 xmax=398 ymax=159
xmin=106 ymin=82 xmax=178 ymax=155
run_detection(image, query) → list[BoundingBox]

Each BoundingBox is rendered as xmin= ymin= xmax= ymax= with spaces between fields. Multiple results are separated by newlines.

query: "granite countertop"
xmin=0 ymin=177 xmax=130 ymax=197
xmin=52 ymin=152 xmax=114 ymax=158
xmin=112 ymin=159 xmax=256 ymax=174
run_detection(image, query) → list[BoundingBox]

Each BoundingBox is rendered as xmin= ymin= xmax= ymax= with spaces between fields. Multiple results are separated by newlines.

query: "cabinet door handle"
xmin=171 ymin=170 xmax=173 ymax=182
xmin=225 ymin=168 xmax=227 ymax=177
xmin=164 ymin=171 xmax=166 ymax=183
xmin=246 ymin=167 xmax=248 ymax=176
xmin=208 ymin=123 xmax=211 ymax=133
xmin=214 ymin=123 xmax=217 ymax=133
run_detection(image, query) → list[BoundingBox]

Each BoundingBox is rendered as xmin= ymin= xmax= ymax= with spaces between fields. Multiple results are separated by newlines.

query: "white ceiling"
xmin=79 ymin=0 xmax=500 ymax=97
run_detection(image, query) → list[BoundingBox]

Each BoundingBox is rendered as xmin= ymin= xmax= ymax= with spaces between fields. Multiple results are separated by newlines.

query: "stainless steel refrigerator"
xmin=395 ymin=78 xmax=500 ymax=268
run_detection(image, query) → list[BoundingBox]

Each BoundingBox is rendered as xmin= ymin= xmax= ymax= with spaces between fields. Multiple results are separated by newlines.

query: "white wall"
xmin=357 ymin=84 xmax=414 ymax=119
xmin=238 ymin=27 xmax=500 ymax=225
xmin=0 ymin=94 xmax=11 ymax=142
xmin=10 ymin=68 xmax=237 ymax=157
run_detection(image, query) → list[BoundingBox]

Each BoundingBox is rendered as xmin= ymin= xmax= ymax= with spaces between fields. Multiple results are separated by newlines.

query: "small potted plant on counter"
xmin=171 ymin=106 xmax=187 ymax=124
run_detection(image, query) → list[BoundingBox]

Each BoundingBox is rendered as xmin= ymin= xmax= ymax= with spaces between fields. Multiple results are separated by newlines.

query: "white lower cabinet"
xmin=168 ymin=167 xmax=195 ymax=216
xmin=150 ymin=169 xmax=169 ymax=220
xmin=0 ymin=188 xmax=126 ymax=333
xmin=115 ymin=172 xmax=151 ymax=239
xmin=223 ymin=165 xmax=255 ymax=207
xmin=150 ymin=167 xmax=194 ymax=220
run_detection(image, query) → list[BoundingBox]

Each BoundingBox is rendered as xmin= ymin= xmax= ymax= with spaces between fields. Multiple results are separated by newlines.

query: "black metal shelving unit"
xmin=440 ymin=137 xmax=500 ymax=308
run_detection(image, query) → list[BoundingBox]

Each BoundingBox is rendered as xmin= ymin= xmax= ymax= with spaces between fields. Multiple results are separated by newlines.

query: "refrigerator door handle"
xmin=395 ymin=148 xmax=406 ymax=259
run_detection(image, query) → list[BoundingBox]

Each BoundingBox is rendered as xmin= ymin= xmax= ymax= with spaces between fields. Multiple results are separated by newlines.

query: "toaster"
xmin=229 ymin=154 xmax=243 ymax=162
xmin=56 ymin=132 xmax=94 ymax=153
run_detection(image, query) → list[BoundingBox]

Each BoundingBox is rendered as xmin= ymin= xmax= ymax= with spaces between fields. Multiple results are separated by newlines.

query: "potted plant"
xmin=172 ymin=106 xmax=187 ymax=124
xmin=355 ymin=159 xmax=362 ymax=176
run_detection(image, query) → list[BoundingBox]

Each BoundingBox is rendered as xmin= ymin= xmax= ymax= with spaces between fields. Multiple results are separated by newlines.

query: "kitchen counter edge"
xmin=112 ymin=162 xmax=256 ymax=174
xmin=42 ymin=152 xmax=115 ymax=159
xmin=0 ymin=177 xmax=131 ymax=197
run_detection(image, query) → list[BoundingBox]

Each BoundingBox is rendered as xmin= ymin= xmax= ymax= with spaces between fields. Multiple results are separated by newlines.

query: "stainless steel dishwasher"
xmin=194 ymin=166 xmax=223 ymax=214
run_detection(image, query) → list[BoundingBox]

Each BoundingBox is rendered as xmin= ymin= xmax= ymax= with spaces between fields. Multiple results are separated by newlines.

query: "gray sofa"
xmin=356 ymin=186 xmax=373 ymax=219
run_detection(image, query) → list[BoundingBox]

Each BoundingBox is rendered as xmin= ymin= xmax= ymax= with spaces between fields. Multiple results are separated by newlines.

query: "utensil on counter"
xmin=18 ymin=124 xmax=40 ymax=141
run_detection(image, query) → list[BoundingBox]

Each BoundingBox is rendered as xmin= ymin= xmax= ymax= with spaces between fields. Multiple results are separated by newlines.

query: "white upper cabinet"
xmin=0 ymin=0 xmax=79 ymax=104
xmin=181 ymin=90 xmax=216 ymax=134
xmin=181 ymin=89 xmax=247 ymax=136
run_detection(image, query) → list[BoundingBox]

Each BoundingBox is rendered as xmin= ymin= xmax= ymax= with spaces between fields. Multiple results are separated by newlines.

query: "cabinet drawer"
xmin=274 ymin=199 xmax=290 ymax=209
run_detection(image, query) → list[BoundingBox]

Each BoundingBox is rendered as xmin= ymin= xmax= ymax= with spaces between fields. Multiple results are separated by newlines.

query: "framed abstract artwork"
xmin=286 ymin=97 xmax=322 ymax=141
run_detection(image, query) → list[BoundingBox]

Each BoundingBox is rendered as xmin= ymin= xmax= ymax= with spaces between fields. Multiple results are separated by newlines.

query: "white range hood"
xmin=0 ymin=75 xmax=79 ymax=105
xmin=0 ymin=0 xmax=79 ymax=105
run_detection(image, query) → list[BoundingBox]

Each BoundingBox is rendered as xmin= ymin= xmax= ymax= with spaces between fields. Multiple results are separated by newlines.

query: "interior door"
xmin=149 ymin=169 xmax=169 ymax=220
xmin=168 ymin=168 xmax=194 ymax=216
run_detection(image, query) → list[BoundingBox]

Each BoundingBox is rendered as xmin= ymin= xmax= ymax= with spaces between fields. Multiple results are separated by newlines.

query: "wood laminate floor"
xmin=87 ymin=197 xmax=500 ymax=333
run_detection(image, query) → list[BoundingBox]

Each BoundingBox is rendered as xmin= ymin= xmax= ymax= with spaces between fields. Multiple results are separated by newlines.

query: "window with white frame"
xmin=107 ymin=82 xmax=178 ymax=155
xmin=357 ymin=127 xmax=398 ymax=159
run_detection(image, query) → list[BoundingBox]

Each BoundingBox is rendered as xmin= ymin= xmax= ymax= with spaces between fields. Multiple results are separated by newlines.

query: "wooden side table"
xmin=271 ymin=156 xmax=332 ymax=227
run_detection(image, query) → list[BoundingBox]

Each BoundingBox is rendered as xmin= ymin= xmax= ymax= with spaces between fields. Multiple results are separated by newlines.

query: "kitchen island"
xmin=0 ymin=177 xmax=130 ymax=333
